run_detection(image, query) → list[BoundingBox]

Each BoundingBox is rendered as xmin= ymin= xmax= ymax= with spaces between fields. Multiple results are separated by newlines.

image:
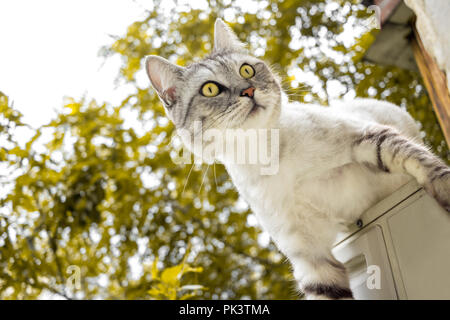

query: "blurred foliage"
xmin=0 ymin=0 xmax=448 ymax=300
xmin=148 ymin=246 xmax=205 ymax=300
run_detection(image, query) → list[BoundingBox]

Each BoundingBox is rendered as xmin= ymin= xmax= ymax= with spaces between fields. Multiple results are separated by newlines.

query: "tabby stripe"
xmin=205 ymin=50 xmax=228 ymax=60
xmin=431 ymin=168 xmax=450 ymax=182
xmin=181 ymin=94 xmax=197 ymax=127
xmin=197 ymin=63 xmax=216 ymax=75
xmin=430 ymin=165 xmax=445 ymax=177
xmin=376 ymin=130 xmax=393 ymax=172
xmin=214 ymin=56 xmax=233 ymax=72
xmin=423 ymin=160 xmax=437 ymax=169
xmin=303 ymin=283 xmax=353 ymax=300
xmin=438 ymin=170 xmax=450 ymax=179
xmin=390 ymin=138 xmax=407 ymax=160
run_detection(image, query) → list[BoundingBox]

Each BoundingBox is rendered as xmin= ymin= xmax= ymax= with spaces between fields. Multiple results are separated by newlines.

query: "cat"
xmin=145 ymin=18 xmax=450 ymax=299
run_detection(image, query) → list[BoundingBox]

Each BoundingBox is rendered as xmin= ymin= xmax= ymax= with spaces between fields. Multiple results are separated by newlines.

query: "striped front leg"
xmin=352 ymin=125 xmax=450 ymax=211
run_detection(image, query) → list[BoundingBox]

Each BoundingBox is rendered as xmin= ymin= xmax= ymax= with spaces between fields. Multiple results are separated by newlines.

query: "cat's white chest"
xmin=225 ymin=164 xmax=294 ymax=234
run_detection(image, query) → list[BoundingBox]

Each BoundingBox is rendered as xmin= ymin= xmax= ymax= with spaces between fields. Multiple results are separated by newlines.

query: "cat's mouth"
xmin=247 ymin=101 xmax=265 ymax=118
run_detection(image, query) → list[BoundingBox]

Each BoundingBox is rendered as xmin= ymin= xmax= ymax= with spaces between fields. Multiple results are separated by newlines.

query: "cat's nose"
xmin=240 ymin=87 xmax=255 ymax=98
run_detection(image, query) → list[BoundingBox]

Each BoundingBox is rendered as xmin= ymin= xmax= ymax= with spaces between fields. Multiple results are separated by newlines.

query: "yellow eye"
xmin=201 ymin=82 xmax=220 ymax=97
xmin=240 ymin=64 xmax=255 ymax=79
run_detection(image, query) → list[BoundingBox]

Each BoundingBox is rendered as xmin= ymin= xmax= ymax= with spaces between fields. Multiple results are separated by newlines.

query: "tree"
xmin=1 ymin=0 xmax=448 ymax=300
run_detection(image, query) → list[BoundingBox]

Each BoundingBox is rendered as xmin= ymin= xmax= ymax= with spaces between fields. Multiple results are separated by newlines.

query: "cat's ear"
xmin=145 ymin=55 xmax=184 ymax=107
xmin=213 ymin=18 xmax=245 ymax=52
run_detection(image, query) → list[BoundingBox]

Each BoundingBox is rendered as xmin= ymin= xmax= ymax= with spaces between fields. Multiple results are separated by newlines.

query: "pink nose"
xmin=240 ymin=87 xmax=255 ymax=98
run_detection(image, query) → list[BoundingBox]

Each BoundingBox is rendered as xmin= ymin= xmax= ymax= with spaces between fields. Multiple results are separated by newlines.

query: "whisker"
xmin=181 ymin=163 xmax=195 ymax=196
xmin=201 ymin=105 xmax=237 ymax=132
xmin=198 ymin=165 xmax=210 ymax=194
xmin=213 ymin=162 xmax=219 ymax=190
xmin=206 ymin=103 xmax=242 ymax=131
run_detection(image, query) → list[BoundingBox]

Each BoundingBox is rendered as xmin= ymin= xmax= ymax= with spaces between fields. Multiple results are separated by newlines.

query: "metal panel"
xmin=333 ymin=226 xmax=398 ymax=299
xmin=333 ymin=180 xmax=450 ymax=300
xmin=387 ymin=191 xmax=450 ymax=299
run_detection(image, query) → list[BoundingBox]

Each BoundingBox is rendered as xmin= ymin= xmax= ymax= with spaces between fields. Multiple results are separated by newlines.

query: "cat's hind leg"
xmin=271 ymin=211 xmax=353 ymax=300
xmin=291 ymin=253 xmax=353 ymax=300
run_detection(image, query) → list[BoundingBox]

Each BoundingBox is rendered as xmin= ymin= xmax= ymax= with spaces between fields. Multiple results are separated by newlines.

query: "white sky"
xmin=0 ymin=0 xmax=364 ymax=131
xmin=0 ymin=0 xmax=149 ymax=128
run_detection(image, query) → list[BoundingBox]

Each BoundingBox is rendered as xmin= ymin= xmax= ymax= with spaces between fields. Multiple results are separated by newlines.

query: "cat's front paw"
xmin=424 ymin=168 xmax=450 ymax=212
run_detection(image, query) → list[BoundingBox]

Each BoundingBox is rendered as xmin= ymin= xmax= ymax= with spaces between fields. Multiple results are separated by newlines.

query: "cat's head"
xmin=145 ymin=19 xmax=282 ymax=160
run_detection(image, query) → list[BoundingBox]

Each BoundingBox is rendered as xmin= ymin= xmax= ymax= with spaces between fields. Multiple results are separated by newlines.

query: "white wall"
xmin=405 ymin=0 xmax=450 ymax=93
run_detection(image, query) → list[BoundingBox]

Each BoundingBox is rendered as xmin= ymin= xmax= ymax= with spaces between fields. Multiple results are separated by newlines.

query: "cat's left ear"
xmin=213 ymin=18 xmax=245 ymax=52
xmin=145 ymin=55 xmax=185 ymax=107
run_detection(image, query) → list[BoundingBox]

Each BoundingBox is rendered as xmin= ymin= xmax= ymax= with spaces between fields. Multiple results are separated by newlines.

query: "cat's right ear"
xmin=145 ymin=55 xmax=184 ymax=107
xmin=213 ymin=18 xmax=245 ymax=53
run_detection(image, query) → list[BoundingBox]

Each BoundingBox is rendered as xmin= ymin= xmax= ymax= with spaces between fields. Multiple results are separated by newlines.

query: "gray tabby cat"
xmin=145 ymin=19 xmax=450 ymax=299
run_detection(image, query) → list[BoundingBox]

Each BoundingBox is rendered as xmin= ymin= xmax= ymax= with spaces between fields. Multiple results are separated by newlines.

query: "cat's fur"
xmin=145 ymin=19 xmax=450 ymax=299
